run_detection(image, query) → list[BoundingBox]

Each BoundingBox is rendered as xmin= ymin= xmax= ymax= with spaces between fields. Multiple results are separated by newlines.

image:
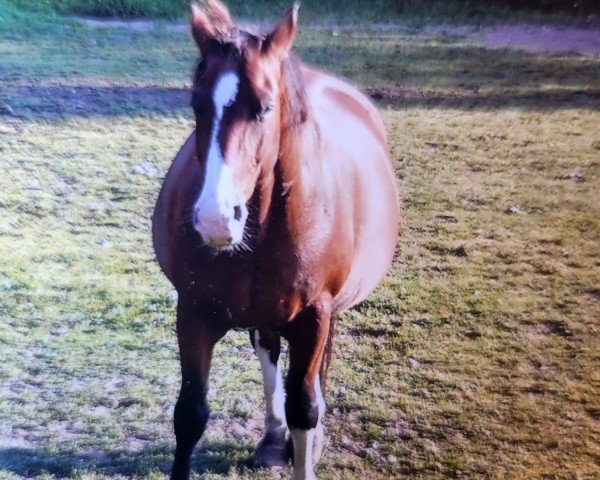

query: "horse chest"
xmin=177 ymin=249 xmax=305 ymax=329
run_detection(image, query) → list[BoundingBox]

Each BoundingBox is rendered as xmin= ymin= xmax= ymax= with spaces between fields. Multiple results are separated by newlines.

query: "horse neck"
xmin=280 ymin=121 xmax=317 ymax=179
xmin=277 ymin=59 xmax=319 ymax=194
xmin=251 ymin=118 xmax=317 ymax=233
xmin=252 ymin=60 xmax=318 ymax=237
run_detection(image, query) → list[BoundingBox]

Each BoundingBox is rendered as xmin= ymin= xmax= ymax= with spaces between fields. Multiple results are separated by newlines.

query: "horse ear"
xmin=263 ymin=2 xmax=299 ymax=60
xmin=190 ymin=3 xmax=213 ymax=49
xmin=190 ymin=1 xmax=233 ymax=52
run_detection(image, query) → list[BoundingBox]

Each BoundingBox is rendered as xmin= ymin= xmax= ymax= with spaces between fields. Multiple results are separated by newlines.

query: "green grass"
xmin=7 ymin=0 xmax=405 ymax=22
xmin=6 ymin=0 xmax=600 ymax=23
xmin=1 ymin=2 xmax=599 ymax=480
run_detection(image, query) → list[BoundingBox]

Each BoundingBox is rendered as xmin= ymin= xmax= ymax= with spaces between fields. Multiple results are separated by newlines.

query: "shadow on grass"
xmin=367 ymin=86 xmax=600 ymax=110
xmin=0 ymin=85 xmax=191 ymax=121
xmin=1 ymin=37 xmax=599 ymax=121
xmin=299 ymin=40 xmax=600 ymax=82
xmin=0 ymin=442 xmax=255 ymax=478
xmin=1 ymin=81 xmax=599 ymax=125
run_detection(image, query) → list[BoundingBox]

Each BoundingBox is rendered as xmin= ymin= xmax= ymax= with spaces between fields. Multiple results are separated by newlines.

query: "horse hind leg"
xmin=285 ymin=297 xmax=331 ymax=480
xmin=250 ymin=329 xmax=291 ymax=468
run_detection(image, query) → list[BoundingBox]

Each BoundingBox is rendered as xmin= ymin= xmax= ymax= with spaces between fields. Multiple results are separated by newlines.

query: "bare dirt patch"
xmin=364 ymin=85 xmax=600 ymax=110
xmin=479 ymin=25 xmax=600 ymax=56
xmin=68 ymin=16 xmax=184 ymax=32
xmin=0 ymin=84 xmax=189 ymax=120
xmin=72 ymin=17 xmax=600 ymax=57
xmin=425 ymin=23 xmax=600 ymax=56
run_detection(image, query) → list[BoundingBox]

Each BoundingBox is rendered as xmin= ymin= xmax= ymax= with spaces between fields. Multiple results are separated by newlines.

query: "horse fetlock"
xmin=312 ymin=421 xmax=326 ymax=465
xmin=265 ymin=415 xmax=287 ymax=433
xmin=174 ymin=394 xmax=209 ymax=444
xmin=263 ymin=424 xmax=289 ymax=443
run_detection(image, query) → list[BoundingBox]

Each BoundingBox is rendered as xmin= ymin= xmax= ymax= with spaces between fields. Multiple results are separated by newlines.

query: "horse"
xmin=152 ymin=1 xmax=400 ymax=479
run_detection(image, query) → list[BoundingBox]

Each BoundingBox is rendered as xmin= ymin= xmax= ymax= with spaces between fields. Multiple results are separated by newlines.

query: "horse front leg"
xmin=285 ymin=296 xmax=331 ymax=480
xmin=249 ymin=329 xmax=291 ymax=467
xmin=171 ymin=297 xmax=226 ymax=480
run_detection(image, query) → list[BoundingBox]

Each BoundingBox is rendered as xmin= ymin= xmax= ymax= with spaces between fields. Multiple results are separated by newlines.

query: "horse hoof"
xmin=253 ymin=445 xmax=290 ymax=468
xmin=253 ymin=430 xmax=292 ymax=468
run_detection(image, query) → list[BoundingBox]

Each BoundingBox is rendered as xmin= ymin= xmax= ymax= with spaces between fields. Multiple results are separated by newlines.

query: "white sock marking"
xmin=290 ymin=428 xmax=317 ymax=480
xmin=254 ymin=331 xmax=287 ymax=431
xmin=313 ymin=375 xmax=326 ymax=464
xmin=290 ymin=375 xmax=326 ymax=480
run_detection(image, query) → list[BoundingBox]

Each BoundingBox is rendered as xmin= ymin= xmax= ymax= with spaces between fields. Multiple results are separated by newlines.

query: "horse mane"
xmin=279 ymin=53 xmax=309 ymax=129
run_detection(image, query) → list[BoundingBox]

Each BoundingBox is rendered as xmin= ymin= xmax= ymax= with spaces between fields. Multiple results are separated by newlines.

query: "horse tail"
xmin=319 ymin=312 xmax=338 ymax=395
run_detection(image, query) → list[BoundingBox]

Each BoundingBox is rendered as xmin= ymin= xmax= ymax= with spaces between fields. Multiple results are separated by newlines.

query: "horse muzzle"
xmin=193 ymin=203 xmax=247 ymax=250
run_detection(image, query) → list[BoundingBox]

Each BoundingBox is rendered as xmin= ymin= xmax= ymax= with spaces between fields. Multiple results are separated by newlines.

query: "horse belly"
xmin=311 ymin=91 xmax=399 ymax=312
xmin=335 ymin=157 xmax=399 ymax=312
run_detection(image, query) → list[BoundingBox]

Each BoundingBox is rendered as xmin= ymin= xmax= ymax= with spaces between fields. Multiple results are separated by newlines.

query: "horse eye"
xmin=255 ymin=103 xmax=273 ymax=122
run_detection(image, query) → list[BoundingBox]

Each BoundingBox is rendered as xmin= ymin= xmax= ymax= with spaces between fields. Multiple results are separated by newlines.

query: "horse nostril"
xmin=233 ymin=205 xmax=242 ymax=221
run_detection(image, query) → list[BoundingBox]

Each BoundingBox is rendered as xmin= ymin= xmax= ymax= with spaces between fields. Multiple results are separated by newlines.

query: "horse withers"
xmin=152 ymin=1 xmax=400 ymax=479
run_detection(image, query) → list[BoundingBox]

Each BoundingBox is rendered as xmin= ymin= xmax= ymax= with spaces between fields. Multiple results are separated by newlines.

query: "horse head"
xmin=189 ymin=0 xmax=301 ymax=251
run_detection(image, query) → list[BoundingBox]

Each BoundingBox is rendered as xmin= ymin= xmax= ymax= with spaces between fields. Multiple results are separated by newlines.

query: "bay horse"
xmin=152 ymin=1 xmax=400 ymax=479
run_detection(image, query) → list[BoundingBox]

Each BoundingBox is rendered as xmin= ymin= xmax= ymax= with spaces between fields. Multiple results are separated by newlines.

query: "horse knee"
xmin=174 ymin=389 xmax=209 ymax=445
xmin=285 ymin=384 xmax=320 ymax=430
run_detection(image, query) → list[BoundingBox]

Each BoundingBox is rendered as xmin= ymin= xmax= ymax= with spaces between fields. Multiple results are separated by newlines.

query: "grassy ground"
xmin=7 ymin=0 xmax=600 ymax=24
xmin=7 ymin=0 xmax=405 ymax=22
xmin=1 ymin=3 xmax=599 ymax=480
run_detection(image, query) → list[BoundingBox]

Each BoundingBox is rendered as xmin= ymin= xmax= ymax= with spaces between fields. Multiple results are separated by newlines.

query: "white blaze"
xmin=194 ymin=71 xmax=247 ymax=246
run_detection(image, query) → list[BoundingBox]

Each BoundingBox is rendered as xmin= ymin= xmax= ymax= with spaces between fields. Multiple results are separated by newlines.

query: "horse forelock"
xmin=192 ymin=28 xmax=261 ymax=84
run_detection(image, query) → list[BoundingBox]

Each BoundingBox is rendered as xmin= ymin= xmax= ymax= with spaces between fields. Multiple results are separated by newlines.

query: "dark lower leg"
xmin=171 ymin=384 xmax=209 ymax=479
xmin=284 ymin=297 xmax=331 ymax=479
xmin=171 ymin=299 xmax=225 ymax=480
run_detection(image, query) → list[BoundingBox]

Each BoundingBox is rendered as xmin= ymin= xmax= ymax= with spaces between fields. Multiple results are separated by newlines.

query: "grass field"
xmin=7 ymin=0 xmax=600 ymax=23
xmin=1 ymin=2 xmax=599 ymax=479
